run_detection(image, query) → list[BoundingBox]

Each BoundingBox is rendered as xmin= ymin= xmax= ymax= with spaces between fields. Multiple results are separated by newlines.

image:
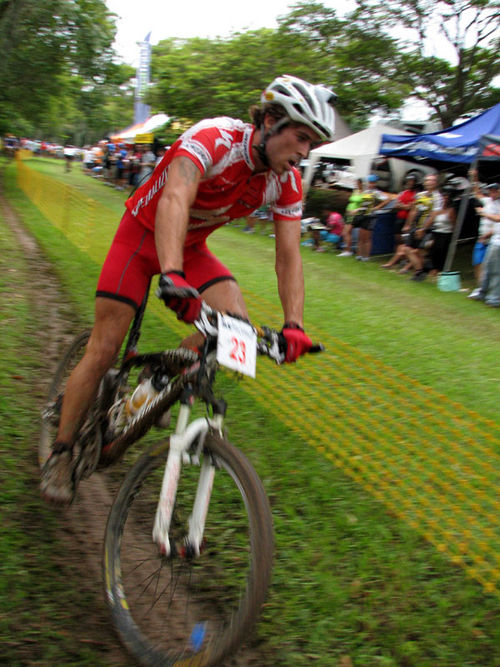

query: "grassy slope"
xmin=0 ymin=201 xmax=131 ymax=666
xmin=2 ymin=157 xmax=499 ymax=666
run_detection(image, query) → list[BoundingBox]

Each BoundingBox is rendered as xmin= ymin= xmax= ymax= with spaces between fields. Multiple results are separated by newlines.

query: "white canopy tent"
xmin=303 ymin=124 xmax=411 ymax=193
xmin=110 ymin=113 xmax=170 ymax=141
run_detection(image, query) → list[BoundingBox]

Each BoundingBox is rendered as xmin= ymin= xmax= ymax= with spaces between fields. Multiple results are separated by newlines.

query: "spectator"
xmin=103 ymin=141 xmax=115 ymax=184
xmin=393 ymin=175 xmax=418 ymax=243
xmin=354 ymin=174 xmax=389 ymax=262
xmin=137 ymin=144 xmax=156 ymax=186
xmin=127 ymin=145 xmax=142 ymax=190
xmin=401 ymin=173 xmax=443 ymax=281
xmin=320 ymin=209 xmax=344 ymax=249
xmin=308 ymin=209 xmax=344 ymax=252
xmin=155 ymin=146 xmax=166 ymax=166
xmin=468 ymin=171 xmax=498 ymax=297
xmin=468 ymin=183 xmax=500 ymax=306
xmin=82 ymin=146 xmax=94 ymax=173
xmin=338 ymin=178 xmax=364 ymax=256
xmin=381 ymin=175 xmax=419 ymax=269
xmin=243 ymin=204 xmax=271 ymax=234
xmin=424 ymin=187 xmax=457 ymax=275
xmin=63 ymin=145 xmax=75 ymax=172
xmin=114 ymin=144 xmax=128 ymax=190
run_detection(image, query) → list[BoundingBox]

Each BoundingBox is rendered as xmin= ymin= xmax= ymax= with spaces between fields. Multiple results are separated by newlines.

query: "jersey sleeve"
xmin=270 ymin=168 xmax=303 ymax=221
xmin=174 ymin=123 xmax=229 ymax=176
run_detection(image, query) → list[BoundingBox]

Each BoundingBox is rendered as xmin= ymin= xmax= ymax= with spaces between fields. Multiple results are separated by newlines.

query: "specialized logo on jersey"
xmin=131 ymin=167 xmax=169 ymax=217
xmin=181 ymin=139 xmax=213 ymax=173
xmin=273 ymin=202 xmax=302 ymax=219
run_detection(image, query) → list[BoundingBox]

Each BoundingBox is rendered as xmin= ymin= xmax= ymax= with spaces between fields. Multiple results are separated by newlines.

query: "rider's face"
xmin=265 ymin=123 xmax=321 ymax=175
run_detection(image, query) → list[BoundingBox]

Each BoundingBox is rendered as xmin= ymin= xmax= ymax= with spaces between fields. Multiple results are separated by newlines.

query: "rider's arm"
xmin=274 ymin=218 xmax=305 ymax=327
xmin=154 ymin=156 xmax=202 ymax=273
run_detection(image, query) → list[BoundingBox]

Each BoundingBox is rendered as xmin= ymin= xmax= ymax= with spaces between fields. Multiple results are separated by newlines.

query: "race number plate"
xmin=217 ymin=313 xmax=257 ymax=378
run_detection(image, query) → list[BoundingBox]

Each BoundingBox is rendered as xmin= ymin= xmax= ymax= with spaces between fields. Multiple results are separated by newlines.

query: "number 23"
xmin=230 ymin=337 xmax=246 ymax=364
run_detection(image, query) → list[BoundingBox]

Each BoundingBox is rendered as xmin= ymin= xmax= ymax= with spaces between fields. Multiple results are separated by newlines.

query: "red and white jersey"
xmin=126 ymin=117 xmax=303 ymax=245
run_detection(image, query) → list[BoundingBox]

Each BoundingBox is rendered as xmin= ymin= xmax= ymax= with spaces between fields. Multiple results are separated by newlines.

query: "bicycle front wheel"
xmin=104 ymin=432 xmax=274 ymax=667
xmin=38 ymin=330 xmax=91 ymax=468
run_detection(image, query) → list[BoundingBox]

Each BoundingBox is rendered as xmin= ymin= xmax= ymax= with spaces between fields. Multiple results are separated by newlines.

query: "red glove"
xmin=157 ymin=271 xmax=202 ymax=324
xmin=281 ymin=322 xmax=312 ymax=363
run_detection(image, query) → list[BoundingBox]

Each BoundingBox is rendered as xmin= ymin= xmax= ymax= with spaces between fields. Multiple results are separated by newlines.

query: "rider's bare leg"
xmin=180 ymin=279 xmax=248 ymax=351
xmin=56 ymin=297 xmax=136 ymax=445
xmin=41 ymin=297 xmax=135 ymax=504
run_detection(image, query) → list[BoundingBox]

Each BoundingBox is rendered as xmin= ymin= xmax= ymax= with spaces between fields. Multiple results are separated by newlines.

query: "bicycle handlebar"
xmin=194 ymin=303 xmax=324 ymax=365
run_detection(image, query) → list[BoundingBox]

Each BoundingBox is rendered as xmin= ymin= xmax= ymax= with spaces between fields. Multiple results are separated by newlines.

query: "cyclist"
xmin=41 ymin=74 xmax=337 ymax=504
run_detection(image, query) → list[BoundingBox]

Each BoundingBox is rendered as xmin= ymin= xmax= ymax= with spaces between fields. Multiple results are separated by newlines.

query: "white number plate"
xmin=217 ymin=313 xmax=257 ymax=378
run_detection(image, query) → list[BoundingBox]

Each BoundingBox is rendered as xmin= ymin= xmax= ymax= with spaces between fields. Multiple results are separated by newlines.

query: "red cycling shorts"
xmin=96 ymin=210 xmax=235 ymax=310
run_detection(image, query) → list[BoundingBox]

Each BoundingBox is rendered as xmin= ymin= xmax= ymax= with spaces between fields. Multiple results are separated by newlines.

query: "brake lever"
xmin=194 ymin=302 xmax=218 ymax=337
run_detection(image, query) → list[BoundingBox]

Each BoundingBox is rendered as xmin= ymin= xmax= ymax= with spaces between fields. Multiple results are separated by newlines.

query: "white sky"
xmin=105 ymin=0 xmax=356 ymax=67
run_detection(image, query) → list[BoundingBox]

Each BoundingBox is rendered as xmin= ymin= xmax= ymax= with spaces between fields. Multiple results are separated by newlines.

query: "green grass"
xmin=2 ymin=157 xmax=500 ymax=666
xmin=0 ymin=201 xmax=130 ymax=666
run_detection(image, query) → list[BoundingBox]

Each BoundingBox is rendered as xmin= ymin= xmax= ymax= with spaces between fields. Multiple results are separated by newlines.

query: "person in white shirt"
xmin=137 ymin=144 xmax=156 ymax=185
xmin=469 ymin=183 xmax=500 ymax=306
xmin=468 ymin=170 xmax=498 ymax=294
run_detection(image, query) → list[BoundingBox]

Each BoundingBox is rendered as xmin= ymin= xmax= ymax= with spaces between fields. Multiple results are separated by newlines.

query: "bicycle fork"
xmin=152 ymin=400 xmax=224 ymax=558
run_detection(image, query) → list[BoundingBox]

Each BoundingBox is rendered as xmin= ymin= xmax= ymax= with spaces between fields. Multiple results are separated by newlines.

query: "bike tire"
xmin=38 ymin=330 xmax=91 ymax=469
xmin=104 ymin=431 xmax=274 ymax=667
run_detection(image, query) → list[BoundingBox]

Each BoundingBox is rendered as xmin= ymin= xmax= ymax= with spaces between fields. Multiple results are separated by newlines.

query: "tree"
xmin=0 ymin=0 xmax=132 ymax=141
xmin=276 ymin=2 xmax=410 ymax=127
xmin=149 ymin=30 xmax=315 ymax=125
xmin=353 ymin=0 xmax=500 ymax=126
xmin=148 ymin=2 xmax=409 ymax=130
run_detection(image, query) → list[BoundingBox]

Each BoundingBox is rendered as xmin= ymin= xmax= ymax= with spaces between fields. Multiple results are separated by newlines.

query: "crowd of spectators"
xmin=291 ymin=170 xmax=500 ymax=306
xmin=467 ymin=174 xmax=500 ymax=307
xmin=80 ymin=139 xmax=164 ymax=190
xmin=7 ymin=132 xmax=500 ymax=305
xmin=2 ymin=133 xmax=167 ymax=192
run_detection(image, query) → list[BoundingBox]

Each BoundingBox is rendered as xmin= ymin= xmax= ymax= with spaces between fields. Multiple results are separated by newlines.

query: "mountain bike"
xmin=39 ymin=295 xmax=322 ymax=667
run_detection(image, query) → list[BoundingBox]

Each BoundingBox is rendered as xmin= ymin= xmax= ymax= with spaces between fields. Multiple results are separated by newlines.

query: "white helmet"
xmin=262 ymin=75 xmax=337 ymax=143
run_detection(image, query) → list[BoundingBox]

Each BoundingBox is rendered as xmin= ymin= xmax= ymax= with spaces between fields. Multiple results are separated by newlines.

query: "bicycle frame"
xmin=152 ymin=402 xmax=224 ymax=558
xmin=105 ymin=299 xmax=315 ymax=560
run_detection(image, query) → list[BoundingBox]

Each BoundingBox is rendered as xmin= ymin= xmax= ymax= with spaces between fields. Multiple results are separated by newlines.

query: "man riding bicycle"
xmin=41 ymin=74 xmax=337 ymax=504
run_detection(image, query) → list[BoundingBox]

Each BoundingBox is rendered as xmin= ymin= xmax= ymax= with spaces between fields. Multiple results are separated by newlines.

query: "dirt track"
xmin=1 ymin=188 xmax=268 ymax=666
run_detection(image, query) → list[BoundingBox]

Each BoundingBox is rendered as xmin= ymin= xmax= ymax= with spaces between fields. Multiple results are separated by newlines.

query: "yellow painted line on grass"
xmin=18 ymin=160 xmax=500 ymax=598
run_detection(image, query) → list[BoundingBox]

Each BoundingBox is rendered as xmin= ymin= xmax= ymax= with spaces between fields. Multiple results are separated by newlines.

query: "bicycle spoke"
xmin=104 ymin=435 xmax=273 ymax=666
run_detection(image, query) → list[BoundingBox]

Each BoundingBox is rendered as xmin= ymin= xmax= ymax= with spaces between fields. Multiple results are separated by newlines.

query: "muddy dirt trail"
xmin=1 ymin=189 xmax=268 ymax=666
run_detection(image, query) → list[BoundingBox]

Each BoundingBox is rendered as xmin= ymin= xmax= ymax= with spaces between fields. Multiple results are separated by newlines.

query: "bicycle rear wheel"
xmin=104 ymin=432 xmax=274 ymax=667
xmin=38 ymin=330 xmax=91 ymax=468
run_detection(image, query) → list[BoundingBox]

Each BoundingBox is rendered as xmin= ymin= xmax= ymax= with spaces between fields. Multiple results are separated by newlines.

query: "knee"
xmin=86 ymin=334 xmax=122 ymax=372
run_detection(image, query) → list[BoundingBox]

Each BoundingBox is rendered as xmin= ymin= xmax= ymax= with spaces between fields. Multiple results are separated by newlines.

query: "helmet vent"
xmin=293 ymin=83 xmax=314 ymax=110
xmin=274 ymin=84 xmax=292 ymax=97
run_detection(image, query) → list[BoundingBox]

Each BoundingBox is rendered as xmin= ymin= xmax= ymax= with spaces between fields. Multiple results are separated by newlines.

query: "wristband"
xmin=162 ymin=269 xmax=185 ymax=278
xmin=283 ymin=321 xmax=304 ymax=332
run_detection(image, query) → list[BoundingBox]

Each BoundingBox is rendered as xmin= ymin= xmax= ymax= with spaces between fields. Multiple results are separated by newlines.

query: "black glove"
xmin=157 ymin=271 xmax=202 ymax=323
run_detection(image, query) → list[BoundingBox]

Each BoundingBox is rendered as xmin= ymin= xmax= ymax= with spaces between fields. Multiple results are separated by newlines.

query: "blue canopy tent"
xmin=380 ymin=102 xmax=500 ymax=171
xmin=476 ymin=133 xmax=500 ymax=180
xmin=379 ymin=104 xmax=500 ymax=276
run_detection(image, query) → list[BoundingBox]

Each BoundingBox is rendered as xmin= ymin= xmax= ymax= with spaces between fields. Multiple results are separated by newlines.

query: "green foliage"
xmin=149 ymin=29 xmax=305 ymax=124
xmin=148 ymin=4 xmax=407 ymax=127
xmin=0 ymin=0 xmax=134 ymax=142
xmin=353 ymin=0 xmax=500 ymax=126
xmin=148 ymin=0 xmax=499 ymax=130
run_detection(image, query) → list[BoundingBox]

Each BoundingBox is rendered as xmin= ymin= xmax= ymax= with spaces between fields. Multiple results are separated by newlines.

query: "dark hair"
xmin=249 ymin=102 xmax=288 ymax=127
